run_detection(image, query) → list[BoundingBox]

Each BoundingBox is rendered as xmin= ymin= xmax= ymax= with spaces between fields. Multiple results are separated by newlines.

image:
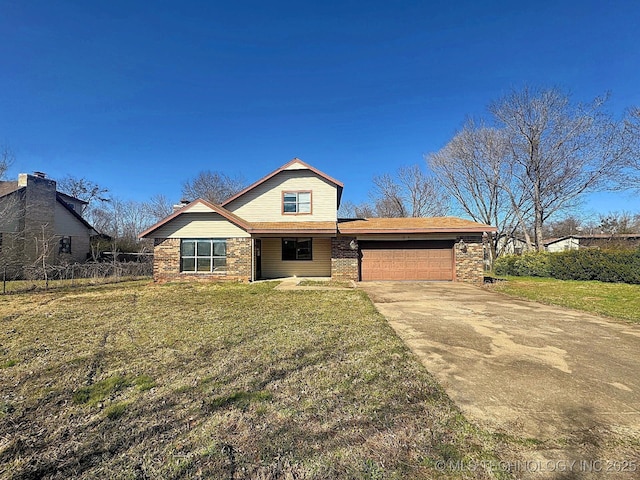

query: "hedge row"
xmin=494 ymin=248 xmax=640 ymax=284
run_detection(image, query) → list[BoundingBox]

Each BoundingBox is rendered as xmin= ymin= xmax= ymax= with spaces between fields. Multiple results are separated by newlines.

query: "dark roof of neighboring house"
xmin=0 ymin=183 xmax=97 ymax=233
xmin=57 ymin=191 xmax=89 ymax=205
xmin=544 ymin=234 xmax=640 ymax=245
xmin=0 ymin=181 xmax=22 ymax=198
xmin=220 ymin=158 xmax=344 ymax=208
xmin=337 ymin=217 xmax=496 ymax=234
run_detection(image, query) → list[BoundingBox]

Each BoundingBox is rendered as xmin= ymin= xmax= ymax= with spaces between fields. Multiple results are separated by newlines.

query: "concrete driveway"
xmin=361 ymin=282 xmax=640 ymax=445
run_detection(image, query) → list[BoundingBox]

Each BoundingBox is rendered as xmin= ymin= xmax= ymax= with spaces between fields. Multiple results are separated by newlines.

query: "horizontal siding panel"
xmin=54 ymin=203 xmax=90 ymax=236
xmin=261 ymin=237 xmax=331 ymax=278
xmin=186 ymin=203 xmax=216 ymax=213
xmin=226 ymin=170 xmax=337 ymax=222
xmin=152 ymin=212 xmax=250 ymax=238
xmin=283 ymin=160 xmax=307 ymax=170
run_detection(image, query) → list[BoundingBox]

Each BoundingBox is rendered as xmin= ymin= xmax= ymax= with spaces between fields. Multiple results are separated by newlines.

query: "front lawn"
xmin=0 ymin=281 xmax=510 ymax=479
xmin=491 ymin=276 xmax=640 ymax=322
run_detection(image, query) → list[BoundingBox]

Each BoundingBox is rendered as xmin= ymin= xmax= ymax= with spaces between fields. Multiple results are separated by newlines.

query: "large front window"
xmin=283 ymin=191 xmax=311 ymax=214
xmin=282 ymin=238 xmax=312 ymax=261
xmin=181 ymin=239 xmax=227 ymax=273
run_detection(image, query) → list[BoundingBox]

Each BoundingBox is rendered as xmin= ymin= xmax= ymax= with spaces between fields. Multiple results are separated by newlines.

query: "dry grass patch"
xmin=1 ymin=281 xmax=510 ymax=479
xmin=297 ymin=279 xmax=354 ymax=288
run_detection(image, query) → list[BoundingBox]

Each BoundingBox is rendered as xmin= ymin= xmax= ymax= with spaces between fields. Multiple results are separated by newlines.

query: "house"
xmin=544 ymin=234 xmax=640 ymax=252
xmin=0 ymin=172 xmax=98 ymax=275
xmin=140 ymin=159 xmax=496 ymax=284
xmin=496 ymin=234 xmax=529 ymax=256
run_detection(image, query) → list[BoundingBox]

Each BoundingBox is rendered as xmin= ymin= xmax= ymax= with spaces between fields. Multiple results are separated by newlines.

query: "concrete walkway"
xmin=360 ymin=282 xmax=640 ymax=444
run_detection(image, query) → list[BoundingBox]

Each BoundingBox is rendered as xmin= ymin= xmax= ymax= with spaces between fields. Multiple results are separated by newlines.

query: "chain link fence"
xmin=1 ymin=260 xmax=153 ymax=294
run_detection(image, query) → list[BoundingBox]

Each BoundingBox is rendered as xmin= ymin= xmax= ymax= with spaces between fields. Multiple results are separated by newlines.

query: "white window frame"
xmin=282 ymin=191 xmax=312 ymax=215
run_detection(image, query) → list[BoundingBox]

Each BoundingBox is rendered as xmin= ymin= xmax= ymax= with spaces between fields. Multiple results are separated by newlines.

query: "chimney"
xmin=33 ymin=171 xmax=47 ymax=179
xmin=172 ymin=199 xmax=191 ymax=212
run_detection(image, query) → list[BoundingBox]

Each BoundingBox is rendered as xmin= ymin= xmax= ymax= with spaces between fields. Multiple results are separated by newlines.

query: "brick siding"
xmin=331 ymin=236 xmax=359 ymax=281
xmin=455 ymin=235 xmax=485 ymax=284
xmin=153 ymin=237 xmax=252 ymax=283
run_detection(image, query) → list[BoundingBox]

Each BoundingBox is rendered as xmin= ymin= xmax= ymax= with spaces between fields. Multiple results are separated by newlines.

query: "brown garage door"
xmin=360 ymin=241 xmax=454 ymax=281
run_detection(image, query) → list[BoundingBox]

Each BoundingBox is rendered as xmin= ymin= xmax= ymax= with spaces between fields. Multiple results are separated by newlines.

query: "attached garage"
xmin=359 ymin=240 xmax=455 ymax=281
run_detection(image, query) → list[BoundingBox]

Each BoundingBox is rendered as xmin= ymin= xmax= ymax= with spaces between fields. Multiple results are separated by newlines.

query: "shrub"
xmin=494 ymin=252 xmax=550 ymax=277
xmin=496 ymin=247 xmax=640 ymax=284
xmin=548 ymin=248 xmax=640 ymax=284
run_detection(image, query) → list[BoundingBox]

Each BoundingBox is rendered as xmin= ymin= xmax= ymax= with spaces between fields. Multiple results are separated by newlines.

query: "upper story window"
xmin=283 ymin=191 xmax=311 ymax=214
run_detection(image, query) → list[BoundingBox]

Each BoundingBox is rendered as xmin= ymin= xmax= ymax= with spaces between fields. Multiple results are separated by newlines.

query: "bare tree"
xmin=371 ymin=173 xmax=408 ymax=217
xmin=143 ymin=194 xmax=173 ymax=222
xmin=182 ymin=170 xmax=245 ymax=204
xmin=542 ymin=215 xmax=584 ymax=238
xmin=491 ymin=87 xmax=631 ymax=250
xmin=56 ymin=176 xmax=110 ymax=234
xmin=428 ymin=122 xmax=528 ymax=263
xmin=0 ymin=146 xmax=14 ymax=180
xmin=32 ymin=224 xmax=57 ymax=289
xmin=370 ymin=164 xmax=449 ymax=217
xmin=57 ymin=176 xmax=109 ymax=207
xmin=624 ymin=106 xmax=640 ymax=191
xmin=93 ymin=198 xmax=156 ymax=253
xmin=597 ymin=211 xmax=640 ymax=234
xmin=338 ymin=200 xmax=376 ymax=219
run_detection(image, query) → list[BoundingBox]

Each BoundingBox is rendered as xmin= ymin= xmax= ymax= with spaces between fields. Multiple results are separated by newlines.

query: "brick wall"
xmin=153 ymin=237 xmax=252 ymax=283
xmin=454 ymin=235 xmax=485 ymax=284
xmin=331 ymin=236 xmax=359 ymax=281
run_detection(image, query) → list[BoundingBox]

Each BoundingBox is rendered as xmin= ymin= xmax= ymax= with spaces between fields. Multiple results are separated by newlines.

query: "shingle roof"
xmin=249 ymin=221 xmax=336 ymax=234
xmin=0 ymin=181 xmax=21 ymax=198
xmin=338 ymin=217 xmax=496 ymax=234
xmin=544 ymin=233 xmax=640 ymax=245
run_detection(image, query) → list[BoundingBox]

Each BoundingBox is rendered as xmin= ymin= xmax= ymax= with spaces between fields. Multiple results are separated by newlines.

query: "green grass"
xmin=492 ymin=276 xmax=640 ymax=322
xmin=0 ymin=280 xmax=512 ymax=479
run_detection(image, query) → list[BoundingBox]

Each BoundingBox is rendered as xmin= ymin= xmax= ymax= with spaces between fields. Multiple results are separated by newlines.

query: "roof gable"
xmin=55 ymin=194 xmax=97 ymax=233
xmin=221 ymin=158 xmax=344 ymax=207
xmin=139 ymin=199 xmax=251 ymax=238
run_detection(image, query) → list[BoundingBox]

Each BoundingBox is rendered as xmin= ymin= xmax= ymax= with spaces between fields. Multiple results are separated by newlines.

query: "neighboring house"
xmin=496 ymin=234 xmax=528 ymax=256
xmin=140 ymin=159 xmax=496 ymax=284
xmin=544 ymin=234 xmax=640 ymax=252
xmin=483 ymin=234 xmax=529 ymax=269
xmin=0 ymin=172 xmax=98 ymax=275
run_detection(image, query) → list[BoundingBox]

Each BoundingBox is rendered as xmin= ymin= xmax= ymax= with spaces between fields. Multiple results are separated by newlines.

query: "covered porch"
xmin=249 ymin=221 xmax=337 ymax=280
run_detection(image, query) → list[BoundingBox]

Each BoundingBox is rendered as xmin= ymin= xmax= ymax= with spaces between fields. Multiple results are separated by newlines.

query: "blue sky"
xmin=1 ymin=0 xmax=639 ymax=218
